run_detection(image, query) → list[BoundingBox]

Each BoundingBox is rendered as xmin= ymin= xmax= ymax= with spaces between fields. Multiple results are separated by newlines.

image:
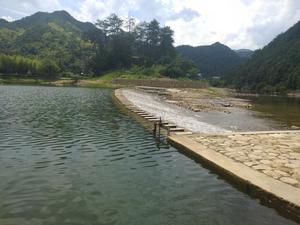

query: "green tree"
xmin=160 ymin=58 xmax=199 ymax=78
xmin=96 ymin=14 xmax=123 ymax=36
xmin=38 ymin=60 xmax=60 ymax=79
xmin=158 ymin=26 xmax=176 ymax=63
xmin=145 ymin=20 xmax=160 ymax=62
xmin=124 ymin=17 xmax=136 ymax=33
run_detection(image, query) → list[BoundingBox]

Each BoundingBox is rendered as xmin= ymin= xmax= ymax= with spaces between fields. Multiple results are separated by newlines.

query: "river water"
xmin=0 ymin=85 xmax=297 ymax=225
xmin=242 ymin=95 xmax=300 ymax=129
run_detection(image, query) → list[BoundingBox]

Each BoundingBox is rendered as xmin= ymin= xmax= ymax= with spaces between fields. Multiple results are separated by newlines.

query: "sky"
xmin=0 ymin=0 xmax=300 ymax=50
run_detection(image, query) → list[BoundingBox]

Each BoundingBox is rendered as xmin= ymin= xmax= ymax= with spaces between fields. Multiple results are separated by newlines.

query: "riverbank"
xmin=0 ymin=75 xmax=207 ymax=89
xmin=115 ymin=87 xmax=300 ymax=223
xmin=0 ymin=75 xmax=300 ymax=98
xmin=0 ymin=77 xmax=119 ymax=88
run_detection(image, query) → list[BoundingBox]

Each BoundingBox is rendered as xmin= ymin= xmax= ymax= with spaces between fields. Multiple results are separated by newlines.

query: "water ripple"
xmin=0 ymin=86 xmax=296 ymax=225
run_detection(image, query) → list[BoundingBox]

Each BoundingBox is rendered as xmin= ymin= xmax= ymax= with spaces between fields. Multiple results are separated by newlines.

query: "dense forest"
xmin=228 ymin=20 xmax=300 ymax=92
xmin=88 ymin=14 xmax=197 ymax=78
xmin=234 ymin=49 xmax=254 ymax=59
xmin=176 ymin=42 xmax=249 ymax=77
xmin=0 ymin=54 xmax=59 ymax=78
xmin=0 ymin=11 xmax=198 ymax=79
xmin=0 ymin=11 xmax=95 ymax=75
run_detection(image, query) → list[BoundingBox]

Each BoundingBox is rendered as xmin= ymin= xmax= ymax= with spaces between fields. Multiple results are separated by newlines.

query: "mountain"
xmin=176 ymin=42 xmax=246 ymax=77
xmin=7 ymin=11 xmax=96 ymax=32
xmin=0 ymin=10 xmax=97 ymax=73
xmin=229 ymin=21 xmax=300 ymax=92
xmin=235 ymin=49 xmax=254 ymax=59
xmin=0 ymin=19 xmax=9 ymax=27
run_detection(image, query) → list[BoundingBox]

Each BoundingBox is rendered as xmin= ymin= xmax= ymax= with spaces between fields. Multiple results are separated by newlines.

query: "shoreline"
xmin=1 ymin=77 xmax=299 ymax=98
xmin=0 ymin=78 xmax=119 ymax=89
xmin=115 ymin=88 xmax=300 ymax=223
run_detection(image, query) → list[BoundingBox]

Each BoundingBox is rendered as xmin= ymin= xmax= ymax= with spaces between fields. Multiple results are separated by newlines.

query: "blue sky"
xmin=1 ymin=0 xmax=300 ymax=50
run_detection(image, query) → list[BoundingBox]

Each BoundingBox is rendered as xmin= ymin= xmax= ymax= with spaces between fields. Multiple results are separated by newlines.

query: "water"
xmin=0 ymin=85 xmax=297 ymax=225
xmin=122 ymin=89 xmax=281 ymax=132
xmin=122 ymin=89 xmax=230 ymax=133
xmin=242 ymin=95 xmax=300 ymax=128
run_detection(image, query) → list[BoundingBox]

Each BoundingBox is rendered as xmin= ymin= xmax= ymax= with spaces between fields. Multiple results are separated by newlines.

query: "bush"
xmin=160 ymin=58 xmax=199 ymax=79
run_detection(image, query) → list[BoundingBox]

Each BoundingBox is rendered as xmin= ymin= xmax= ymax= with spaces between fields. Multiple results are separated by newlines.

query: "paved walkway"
xmin=115 ymin=88 xmax=300 ymax=221
xmin=191 ymin=131 xmax=300 ymax=188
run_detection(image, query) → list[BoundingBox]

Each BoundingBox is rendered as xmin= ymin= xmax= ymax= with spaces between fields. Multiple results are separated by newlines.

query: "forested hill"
xmin=235 ymin=49 xmax=254 ymax=59
xmin=0 ymin=10 xmax=95 ymax=31
xmin=228 ymin=20 xmax=300 ymax=92
xmin=0 ymin=11 xmax=199 ymax=79
xmin=176 ymin=42 xmax=247 ymax=77
xmin=0 ymin=10 xmax=96 ymax=74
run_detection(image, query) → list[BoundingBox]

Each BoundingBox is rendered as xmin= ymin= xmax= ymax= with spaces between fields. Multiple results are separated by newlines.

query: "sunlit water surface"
xmin=241 ymin=95 xmax=300 ymax=128
xmin=0 ymin=86 xmax=297 ymax=225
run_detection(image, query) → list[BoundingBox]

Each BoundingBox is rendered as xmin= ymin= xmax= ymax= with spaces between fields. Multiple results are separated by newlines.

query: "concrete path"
xmin=191 ymin=131 xmax=300 ymax=188
xmin=114 ymin=88 xmax=300 ymax=222
xmin=168 ymin=133 xmax=300 ymax=222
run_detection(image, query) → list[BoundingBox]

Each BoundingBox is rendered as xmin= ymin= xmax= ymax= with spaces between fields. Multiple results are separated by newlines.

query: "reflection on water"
xmin=241 ymin=95 xmax=300 ymax=128
xmin=0 ymin=86 xmax=297 ymax=225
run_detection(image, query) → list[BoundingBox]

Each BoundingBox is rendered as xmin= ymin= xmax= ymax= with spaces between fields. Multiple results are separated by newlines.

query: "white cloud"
xmin=1 ymin=15 xmax=14 ymax=21
xmin=72 ymin=0 xmax=300 ymax=49
xmin=73 ymin=0 xmax=139 ymax=22
xmin=0 ymin=0 xmax=62 ymax=15
xmin=165 ymin=0 xmax=300 ymax=49
xmin=1 ymin=0 xmax=300 ymax=49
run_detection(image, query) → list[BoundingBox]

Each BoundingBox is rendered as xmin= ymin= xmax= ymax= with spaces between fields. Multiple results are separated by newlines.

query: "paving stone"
xmin=190 ymin=131 xmax=300 ymax=189
xmin=262 ymin=170 xmax=281 ymax=179
xmin=284 ymin=163 xmax=300 ymax=169
xmin=274 ymin=169 xmax=290 ymax=177
xmin=252 ymin=165 xmax=272 ymax=171
xmin=280 ymin=177 xmax=299 ymax=186
xmin=274 ymin=159 xmax=288 ymax=164
xmin=292 ymin=168 xmax=300 ymax=181
xmin=248 ymin=154 xmax=262 ymax=160
xmin=289 ymin=160 xmax=300 ymax=166
xmin=268 ymin=153 xmax=278 ymax=157
xmin=260 ymin=160 xmax=272 ymax=165
xmin=244 ymin=161 xmax=256 ymax=167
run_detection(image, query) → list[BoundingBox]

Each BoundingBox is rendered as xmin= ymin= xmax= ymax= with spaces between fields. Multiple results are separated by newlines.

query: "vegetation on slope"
xmin=0 ymin=11 xmax=95 ymax=74
xmin=228 ymin=21 xmax=300 ymax=93
xmin=235 ymin=49 xmax=254 ymax=59
xmin=0 ymin=54 xmax=59 ymax=79
xmin=0 ymin=11 xmax=199 ymax=81
xmin=176 ymin=42 xmax=247 ymax=77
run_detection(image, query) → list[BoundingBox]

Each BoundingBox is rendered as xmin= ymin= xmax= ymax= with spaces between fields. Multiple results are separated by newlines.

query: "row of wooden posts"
xmin=123 ymin=104 xmax=186 ymax=137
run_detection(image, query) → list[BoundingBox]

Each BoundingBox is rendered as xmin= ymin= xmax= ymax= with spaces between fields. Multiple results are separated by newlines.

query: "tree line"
xmin=226 ymin=20 xmax=300 ymax=93
xmin=85 ymin=14 xmax=198 ymax=78
xmin=0 ymin=54 xmax=59 ymax=79
xmin=0 ymin=13 xmax=199 ymax=79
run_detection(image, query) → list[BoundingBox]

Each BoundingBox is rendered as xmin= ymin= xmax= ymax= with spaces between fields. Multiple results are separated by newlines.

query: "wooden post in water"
xmin=158 ymin=117 xmax=161 ymax=138
xmin=153 ymin=121 xmax=157 ymax=134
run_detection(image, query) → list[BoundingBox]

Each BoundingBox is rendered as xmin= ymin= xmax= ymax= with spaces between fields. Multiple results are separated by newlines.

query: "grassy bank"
xmin=0 ymin=67 xmax=206 ymax=89
xmin=78 ymin=70 xmax=160 ymax=88
xmin=0 ymin=77 xmax=52 ymax=86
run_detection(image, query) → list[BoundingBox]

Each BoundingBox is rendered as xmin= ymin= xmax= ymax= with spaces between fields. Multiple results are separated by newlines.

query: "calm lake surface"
xmin=243 ymin=95 xmax=300 ymax=128
xmin=0 ymin=85 xmax=297 ymax=225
